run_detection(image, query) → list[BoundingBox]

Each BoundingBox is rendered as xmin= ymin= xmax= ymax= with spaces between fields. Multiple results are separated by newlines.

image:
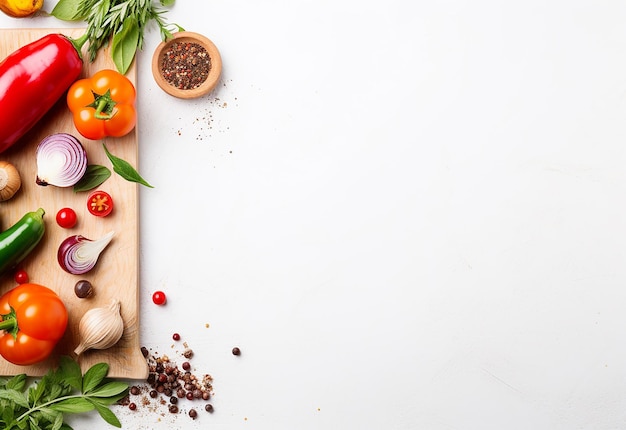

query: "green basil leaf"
xmin=51 ymin=0 xmax=85 ymax=20
xmin=37 ymin=407 xmax=62 ymax=426
xmin=49 ymin=397 xmax=95 ymax=413
xmin=5 ymin=374 xmax=26 ymax=391
xmin=58 ymin=356 xmax=83 ymax=392
xmin=74 ymin=165 xmax=111 ymax=192
xmin=52 ymin=411 xmax=65 ymax=430
xmin=0 ymin=389 xmax=29 ymax=408
xmin=82 ymin=363 xmax=109 ymax=394
xmin=29 ymin=378 xmax=46 ymax=405
xmin=103 ymin=144 xmax=154 ymax=188
xmin=89 ymin=399 xmax=123 ymax=428
xmin=112 ymin=16 xmax=140 ymax=75
xmin=86 ymin=382 xmax=128 ymax=398
xmin=1 ymin=406 xmax=15 ymax=427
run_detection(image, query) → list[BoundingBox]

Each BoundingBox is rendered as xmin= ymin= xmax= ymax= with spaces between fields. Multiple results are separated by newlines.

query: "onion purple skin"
xmin=36 ymin=132 xmax=88 ymax=187
xmin=58 ymin=235 xmax=95 ymax=275
xmin=57 ymin=231 xmax=114 ymax=275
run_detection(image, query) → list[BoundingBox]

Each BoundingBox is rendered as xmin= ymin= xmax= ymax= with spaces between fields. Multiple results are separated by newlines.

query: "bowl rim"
xmin=151 ymin=31 xmax=222 ymax=99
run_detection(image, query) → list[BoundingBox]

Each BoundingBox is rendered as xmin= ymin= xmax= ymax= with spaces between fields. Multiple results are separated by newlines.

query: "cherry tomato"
xmin=56 ymin=207 xmax=77 ymax=228
xmin=13 ymin=269 xmax=28 ymax=284
xmin=87 ymin=190 xmax=114 ymax=217
xmin=152 ymin=291 xmax=167 ymax=305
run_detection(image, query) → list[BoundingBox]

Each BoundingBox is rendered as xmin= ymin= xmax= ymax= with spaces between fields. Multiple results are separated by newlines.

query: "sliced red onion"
xmin=36 ymin=133 xmax=88 ymax=187
xmin=58 ymin=231 xmax=115 ymax=275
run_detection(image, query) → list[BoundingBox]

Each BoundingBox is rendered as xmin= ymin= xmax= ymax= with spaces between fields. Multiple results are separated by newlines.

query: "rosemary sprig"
xmin=51 ymin=0 xmax=183 ymax=75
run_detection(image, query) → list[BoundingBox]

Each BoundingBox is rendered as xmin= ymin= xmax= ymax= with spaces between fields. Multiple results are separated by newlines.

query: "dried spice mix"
xmin=160 ymin=41 xmax=212 ymax=90
xmin=121 ymin=343 xmax=215 ymax=421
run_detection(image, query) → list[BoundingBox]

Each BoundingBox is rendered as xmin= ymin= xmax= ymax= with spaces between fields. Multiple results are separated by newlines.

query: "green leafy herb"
xmin=74 ymin=164 xmax=112 ymax=192
xmin=103 ymin=144 xmax=154 ymax=188
xmin=0 ymin=356 xmax=129 ymax=429
xmin=51 ymin=0 xmax=184 ymax=75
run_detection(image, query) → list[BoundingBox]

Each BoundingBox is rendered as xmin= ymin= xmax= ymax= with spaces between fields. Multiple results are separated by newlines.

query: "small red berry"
xmin=14 ymin=269 xmax=28 ymax=284
xmin=172 ymin=333 xmax=180 ymax=341
xmin=152 ymin=291 xmax=167 ymax=305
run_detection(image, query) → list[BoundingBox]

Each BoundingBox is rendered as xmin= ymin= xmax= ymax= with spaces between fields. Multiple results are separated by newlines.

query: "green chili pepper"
xmin=0 ymin=208 xmax=46 ymax=276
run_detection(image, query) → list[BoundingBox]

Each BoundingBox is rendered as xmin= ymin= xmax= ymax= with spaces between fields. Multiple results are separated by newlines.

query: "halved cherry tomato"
xmin=56 ymin=207 xmax=77 ymax=228
xmin=87 ymin=190 xmax=114 ymax=217
xmin=67 ymin=69 xmax=136 ymax=140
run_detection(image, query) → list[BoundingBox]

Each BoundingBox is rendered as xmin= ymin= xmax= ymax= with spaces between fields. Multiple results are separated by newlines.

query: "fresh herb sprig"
xmin=0 ymin=356 xmax=129 ymax=429
xmin=51 ymin=0 xmax=183 ymax=75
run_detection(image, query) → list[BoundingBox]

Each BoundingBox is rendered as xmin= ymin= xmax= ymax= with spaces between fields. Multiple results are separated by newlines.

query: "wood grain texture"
xmin=0 ymin=28 xmax=147 ymax=379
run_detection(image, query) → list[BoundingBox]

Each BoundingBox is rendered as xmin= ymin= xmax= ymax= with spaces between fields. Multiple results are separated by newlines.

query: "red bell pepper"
xmin=0 ymin=33 xmax=86 ymax=154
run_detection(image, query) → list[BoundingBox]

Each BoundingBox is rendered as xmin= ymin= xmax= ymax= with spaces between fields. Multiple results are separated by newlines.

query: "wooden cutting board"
xmin=0 ymin=28 xmax=148 ymax=379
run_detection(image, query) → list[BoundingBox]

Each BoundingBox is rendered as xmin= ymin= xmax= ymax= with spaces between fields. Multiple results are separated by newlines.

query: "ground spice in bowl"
xmin=152 ymin=31 xmax=222 ymax=99
xmin=161 ymin=41 xmax=211 ymax=90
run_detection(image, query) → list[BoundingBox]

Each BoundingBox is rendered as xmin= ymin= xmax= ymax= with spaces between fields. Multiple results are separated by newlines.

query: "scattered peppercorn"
xmin=136 ymin=345 xmax=215 ymax=419
xmin=189 ymin=409 xmax=198 ymax=419
xmin=172 ymin=333 xmax=181 ymax=341
xmin=130 ymin=386 xmax=140 ymax=395
xmin=232 ymin=347 xmax=241 ymax=356
xmin=205 ymin=404 xmax=214 ymax=413
xmin=129 ymin=403 xmax=137 ymax=411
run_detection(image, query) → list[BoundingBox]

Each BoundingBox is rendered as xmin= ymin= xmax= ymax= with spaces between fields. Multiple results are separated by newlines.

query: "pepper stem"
xmin=88 ymin=90 xmax=117 ymax=120
xmin=68 ymin=33 xmax=89 ymax=60
xmin=0 ymin=311 xmax=18 ymax=339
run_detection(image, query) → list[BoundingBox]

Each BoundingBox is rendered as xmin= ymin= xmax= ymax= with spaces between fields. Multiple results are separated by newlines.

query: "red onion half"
xmin=58 ymin=231 xmax=115 ymax=275
xmin=36 ymin=133 xmax=88 ymax=187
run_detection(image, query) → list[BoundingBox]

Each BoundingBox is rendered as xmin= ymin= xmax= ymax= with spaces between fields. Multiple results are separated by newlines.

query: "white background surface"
xmin=2 ymin=1 xmax=626 ymax=429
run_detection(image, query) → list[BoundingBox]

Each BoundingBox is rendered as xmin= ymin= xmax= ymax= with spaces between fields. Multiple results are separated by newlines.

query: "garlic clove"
xmin=0 ymin=161 xmax=21 ymax=201
xmin=74 ymin=298 xmax=124 ymax=356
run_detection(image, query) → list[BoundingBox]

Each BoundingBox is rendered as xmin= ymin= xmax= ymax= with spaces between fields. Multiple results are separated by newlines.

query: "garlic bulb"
xmin=74 ymin=299 xmax=124 ymax=355
xmin=0 ymin=161 xmax=21 ymax=201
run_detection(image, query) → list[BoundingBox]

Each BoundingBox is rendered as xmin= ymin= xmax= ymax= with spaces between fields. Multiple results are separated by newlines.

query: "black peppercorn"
xmin=74 ymin=280 xmax=93 ymax=298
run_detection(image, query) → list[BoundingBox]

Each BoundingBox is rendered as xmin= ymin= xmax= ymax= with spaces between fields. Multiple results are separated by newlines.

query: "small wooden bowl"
xmin=151 ymin=31 xmax=222 ymax=99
